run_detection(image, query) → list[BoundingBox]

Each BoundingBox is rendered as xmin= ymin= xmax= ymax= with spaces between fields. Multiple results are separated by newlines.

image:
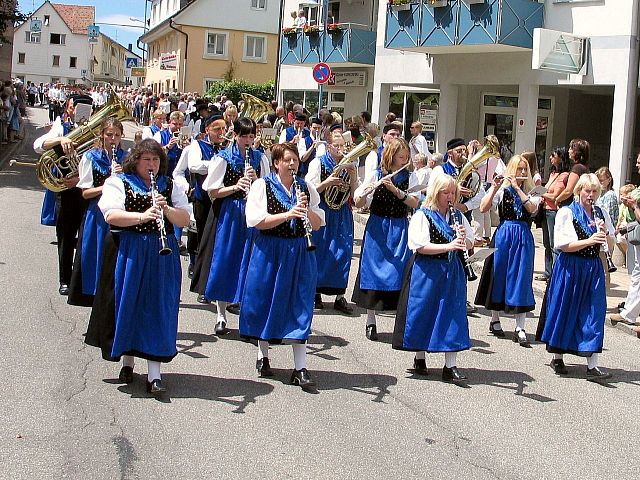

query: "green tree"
xmin=205 ymin=79 xmax=275 ymax=105
xmin=0 ymin=3 xmax=28 ymax=45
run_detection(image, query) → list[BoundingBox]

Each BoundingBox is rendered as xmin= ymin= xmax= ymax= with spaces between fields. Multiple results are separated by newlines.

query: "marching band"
xmin=32 ymin=89 xmax=624 ymax=395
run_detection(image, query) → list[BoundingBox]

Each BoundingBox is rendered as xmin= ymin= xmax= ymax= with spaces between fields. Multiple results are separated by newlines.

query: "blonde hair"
xmin=413 ymin=153 xmax=427 ymax=167
xmin=573 ymin=173 xmax=601 ymax=200
xmin=223 ymin=105 xmax=238 ymax=122
xmin=152 ymin=109 xmax=165 ymax=119
xmin=381 ymin=138 xmax=410 ymax=174
xmin=423 ymin=174 xmax=457 ymax=210
xmin=168 ymin=111 xmax=185 ymax=122
xmin=594 ymin=166 xmax=613 ymax=192
xmin=502 ymin=155 xmax=534 ymax=193
xmin=410 ymin=121 xmax=423 ymax=131
xmin=620 ymin=183 xmax=636 ymax=196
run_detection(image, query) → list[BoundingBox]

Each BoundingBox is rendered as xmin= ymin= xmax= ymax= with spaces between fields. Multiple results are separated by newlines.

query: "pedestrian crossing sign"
xmin=125 ymin=57 xmax=139 ymax=69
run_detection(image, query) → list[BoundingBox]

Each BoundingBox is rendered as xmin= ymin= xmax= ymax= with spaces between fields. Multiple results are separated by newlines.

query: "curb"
xmin=0 ymin=140 xmax=25 ymax=169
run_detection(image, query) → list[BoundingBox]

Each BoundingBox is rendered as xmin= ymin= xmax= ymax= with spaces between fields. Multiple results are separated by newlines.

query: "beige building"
xmin=93 ymin=33 xmax=143 ymax=88
xmin=140 ymin=0 xmax=279 ymax=94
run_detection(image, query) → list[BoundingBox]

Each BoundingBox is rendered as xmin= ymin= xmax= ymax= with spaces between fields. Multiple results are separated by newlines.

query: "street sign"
xmin=30 ymin=19 xmax=42 ymax=32
xmin=87 ymin=24 xmax=100 ymax=44
xmin=312 ymin=62 xmax=331 ymax=84
xmin=125 ymin=57 xmax=139 ymax=69
xmin=160 ymin=53 xmax=177 ymax=70
xmin=131 ymin=67 xmax=146 ymax=77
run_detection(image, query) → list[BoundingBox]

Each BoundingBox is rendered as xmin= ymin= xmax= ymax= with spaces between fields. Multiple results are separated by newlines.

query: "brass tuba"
xmin=324 ymin=132 xmax=377 ymax=210
xmin=239 ymin=93 xmax=274 ymax=122
xmin=37 ymin=86 xmax=133 ymax=192
xmin=456 ymin=136 xmax=500 ymax=202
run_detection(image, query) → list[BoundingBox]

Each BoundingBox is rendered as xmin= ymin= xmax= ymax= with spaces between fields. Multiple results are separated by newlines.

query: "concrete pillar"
xmin=610 ymin=80 xmax=637 ymax=187
xmin=437 ymin=83 xmax=459 ymax=153
xmin=343 ymin=87 xmax=368 ymax=120
xmin=514 ymin=83 xmax=539 ymax=155
xmin=372 ymin=82 xmax=390 ymax=127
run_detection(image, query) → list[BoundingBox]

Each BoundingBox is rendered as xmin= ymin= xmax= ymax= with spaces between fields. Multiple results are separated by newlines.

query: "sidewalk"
xmin=353 ymin=209 xmax=637 ymax=338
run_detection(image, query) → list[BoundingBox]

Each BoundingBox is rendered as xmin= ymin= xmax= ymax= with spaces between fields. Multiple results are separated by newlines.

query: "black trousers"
xmin=188 ymin=197 xmax=212 ymax=256
xmin=56 ymin=188 xmax=87 ymax=284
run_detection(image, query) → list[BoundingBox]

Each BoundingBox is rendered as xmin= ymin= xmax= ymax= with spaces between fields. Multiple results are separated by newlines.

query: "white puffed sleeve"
xmin=202 ymin=155 xmax=227 ymax=191
xmin=141 ymin=126 xmax=154 ymax=140
xmin=408 ymin=212 xmax=432 ymax=251
xmin=259 ymin=153 xmax=271 ymax=178
xmin=305 ymin=158 xmax=322 ymax=187
xmin=354 ymin=169 xmax=378 ymax=208
xmin=246 ymin=178 xmax=268 ymax=227
xmin=76 ymin=152 xmax=94 ymax=189
xmin=363 ymin=150 xmax=378 ymax=181
xmin=187 ymin=142 xmax=209 ymax=174
xmin=307 ymin=181 xmax=325 ymax=227
xmin=171 ymin=178 xmax=191 ymax=213
xmin=98 ymin=176 xmax=126 ymax=220
xmin=491 ymin=188 xmax=504 ymax=207
xmin=172 ymin=143 xmax=190 ymax=191
xmin=554 ymin=207 xmax=578 ymax=248
xmin=33 ymin=119 xmax=64 ymax=153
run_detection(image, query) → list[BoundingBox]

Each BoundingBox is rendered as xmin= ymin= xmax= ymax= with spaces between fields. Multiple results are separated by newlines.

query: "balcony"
xmin=385 ymin=0 xmax=544 ymax=53
xmin=280 ymin=23 xmax=377 ymax=66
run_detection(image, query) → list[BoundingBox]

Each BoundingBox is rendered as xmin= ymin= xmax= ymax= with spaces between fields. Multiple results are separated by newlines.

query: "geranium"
xmin=282 ymin=27 xmax=297 ymax=36
xmin=388 ymin=0 xmax=410 ymax=5
xmin=326 ymin=23 xmax=344 ymax=33
xmin=303 ymin=25 xmax=320 ymax=35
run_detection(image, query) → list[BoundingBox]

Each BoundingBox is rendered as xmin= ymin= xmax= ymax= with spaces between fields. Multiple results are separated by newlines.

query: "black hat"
xmin=310 ymin=117 xmax=322 ymax=126
xmin=194 ymin=99 xmax=209 ymax=111
xmin=382 ymin=123 xmax=401 ymax=134
xmin=329 ymin=123 xmax=343 ymax=132
xmin=294 ymin=112 xmax=307 ymax=122
xmin=447 ymin=138 xmax=466 ymax=151
xmin=201 ymin=112 xmax=224 ymax=132
xmin=70 ymin=94 xmax=93 ymax=106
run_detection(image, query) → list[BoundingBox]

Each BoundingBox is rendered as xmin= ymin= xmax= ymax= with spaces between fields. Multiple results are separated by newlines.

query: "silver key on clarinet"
xmin=448 ymin=201 xmax=477 ymax=281
xmin=290 ymin=168 xmax=316 ymax=251
xmin=148 ymin=170 xmax=172 ymax=256
xmin=591 ymin=199 xmax=616 ymax=272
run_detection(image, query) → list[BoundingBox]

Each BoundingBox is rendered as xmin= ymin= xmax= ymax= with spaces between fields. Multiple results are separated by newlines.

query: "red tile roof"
xmin=51 ymin=3 xmax=95 ymax=34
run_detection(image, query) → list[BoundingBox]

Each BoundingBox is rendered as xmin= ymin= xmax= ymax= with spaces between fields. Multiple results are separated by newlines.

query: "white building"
xmin=277 ymin=0 xmax=640 ymax=186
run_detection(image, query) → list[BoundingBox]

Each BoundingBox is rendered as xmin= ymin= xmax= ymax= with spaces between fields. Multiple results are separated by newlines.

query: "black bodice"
xmin=262 ymin=180 xmax=307 ymax=239
xmin=571 ymin=218 xmax=600 ymax=258
xmin=369 ymin=176 xmax=410 ymax=218
xmin=498 ymin=188 xmax=531 ymax=222
xmin=427 ymin=218 xmax=450 ymax=260
xmin=121 ymin=178 xmax=175 ymax=235
xmin=92 ymin=168 xmax=110 ymax=188
xmin=223 ymin=164 xmax=249 ymax=200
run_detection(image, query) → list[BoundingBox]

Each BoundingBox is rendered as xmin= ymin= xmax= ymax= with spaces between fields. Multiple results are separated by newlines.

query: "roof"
xmin=50 ymin=2 xmax=95 ymax=34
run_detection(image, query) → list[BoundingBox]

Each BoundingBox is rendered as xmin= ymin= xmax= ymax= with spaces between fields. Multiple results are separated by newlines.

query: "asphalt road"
xmin=1 ymin=106 xmax=639 ymax=479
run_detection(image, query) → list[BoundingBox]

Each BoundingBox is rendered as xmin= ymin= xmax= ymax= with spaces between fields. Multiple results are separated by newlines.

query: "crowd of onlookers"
xmin=1 ymin=79 xmax=26 ymax=145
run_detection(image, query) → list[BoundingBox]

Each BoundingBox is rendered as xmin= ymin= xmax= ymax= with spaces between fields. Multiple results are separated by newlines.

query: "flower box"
xmin=303 ymin=26 xmax=320 ymax=36
xmin=327 ymin=23 xmax=344 ymax=35
xmin=388 ymin=0 xmax=412 ymax=10
xmin=427 ymin=0 xmax=449 ymax=7
xmin=282 ymin=28 xmax=298 ymax=37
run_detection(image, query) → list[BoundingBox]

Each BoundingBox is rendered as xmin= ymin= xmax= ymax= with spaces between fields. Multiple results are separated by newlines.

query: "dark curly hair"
xmin=569 ymin=138 xmax=590 ymax=165
xmin=550 ymin=146 xmax=571 ymax=174
xmin=122 ymin=138 xmax=168 ymax=176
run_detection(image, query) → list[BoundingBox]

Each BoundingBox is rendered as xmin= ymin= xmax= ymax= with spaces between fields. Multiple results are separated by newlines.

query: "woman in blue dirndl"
xmin=87 ymin=139 xmax=190 ymax=395
xmin=474 ymin=155 xmax=541 ymax=346
xmin=239 ymin=143 xmax=325 ymax=390
xmin=352 ymin=138 xmax=419 ymax=341
xmin=536 ymin=173 xmax=614 ymax=382
xmin=393 ymin=174 xmax=473 ymax=383
xmin=200 ymin=117 xmax=270 ymax=334
xmin=68 ymin=118 xmax=125 ymax=306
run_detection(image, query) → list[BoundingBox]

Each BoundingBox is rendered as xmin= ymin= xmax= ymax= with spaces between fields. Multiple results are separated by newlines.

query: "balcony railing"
xmin=281 ymin=23 xmax=376 ymax=66
xmin=385 ymin=0 xmax=544 ymax=53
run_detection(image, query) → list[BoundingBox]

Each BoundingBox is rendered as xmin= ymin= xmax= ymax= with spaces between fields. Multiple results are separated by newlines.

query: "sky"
xmin=18 ymin=0 xmax=149 ymax=57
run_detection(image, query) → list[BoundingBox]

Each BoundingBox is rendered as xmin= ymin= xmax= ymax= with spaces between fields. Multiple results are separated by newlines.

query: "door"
xmin=481 ymin=109 xmax=516 ymax=161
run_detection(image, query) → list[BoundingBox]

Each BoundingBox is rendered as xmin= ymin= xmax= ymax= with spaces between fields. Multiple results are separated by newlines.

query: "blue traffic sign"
xmin=312 ymin=62 xmax=331 ymax=84
xmin=125 ymin=57 xmax=139 ymax=69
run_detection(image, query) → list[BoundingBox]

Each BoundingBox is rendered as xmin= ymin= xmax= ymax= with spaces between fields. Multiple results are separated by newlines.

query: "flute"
xmin=360 ymin=163 xmax=410 ymax=197
xmin=290 ymin=168 xmax=316 ymax=251
xmin=447 ymin=201 xmax=477 ymax=281
xmin=590 ymin=199 xmax=616 ymax=272
xmin=148 ymin=170 xmax=172 ymax=256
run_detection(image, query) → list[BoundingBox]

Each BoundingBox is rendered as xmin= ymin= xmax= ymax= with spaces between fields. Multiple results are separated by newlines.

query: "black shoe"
xmin=442 ymin=366 xmax=468 ymax=383
xmin=146 ymin=379 xmax=166 ymax=394
xmin=197 ymin=294 xmax=210 ymax=304
xmin=215 ymin=320 xmax=229 ymax=336
xmin=187 ymin=264 xmax=194 ymax=279
xmin=466 ymin=301 xmax=477 ymax=314
xmin=618 ymin=301 xmax=625 ymax=313
xmin=59 ymin=283 xmax=69 ymax=296
xmin=489 ymin=321 xmax=506 ymax=338
xmin=333 ymin=297 xmax=354 ymax=315
xmin=550 ymin=359 xmax=568 ymax=375
xmin=314 ymin=294 xmax=323 ymax=310
xmin=413 ymin=357 xmax=428 ymax=375
xmin=365 ymin=324 xmax=378 ymax=341
xmin=586 ymin=367 xmax=612 ymax=383
xmin=290 ymin=368 xmax=316 ymax=389
xmin=256 ymin=358 xmax=274 ymax=377
xmin=118 ymin=366 xmax=134 ymax=383
xmin=513 ymin=329 xmax=532 ymax=348
xmin=226 ymin=303 xmax=241 ymax=315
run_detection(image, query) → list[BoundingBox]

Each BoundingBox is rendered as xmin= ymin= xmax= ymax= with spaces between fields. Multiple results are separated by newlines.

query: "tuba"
xmin=324 ymin=133 xmax=377 ymax=210
xmin=37 ymin=86 xmax=132 ymax=192
xmin=239 ymin=93 xmax=274 ymax=122
xmin=456 ymin=136 xmax=500 ymax=203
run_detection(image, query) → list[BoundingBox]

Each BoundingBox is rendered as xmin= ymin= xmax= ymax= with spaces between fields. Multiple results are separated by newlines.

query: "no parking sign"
xmin=312 ymin=63 xmax=332 ymax=84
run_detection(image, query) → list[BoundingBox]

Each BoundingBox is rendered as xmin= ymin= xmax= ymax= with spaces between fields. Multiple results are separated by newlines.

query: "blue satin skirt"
xmin=312 ymin=202 xmax=353 ymax=292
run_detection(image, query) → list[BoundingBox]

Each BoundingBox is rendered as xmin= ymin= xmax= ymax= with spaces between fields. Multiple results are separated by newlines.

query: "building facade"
xmin=277 ymin=0 xmax=640 ymax=186
xmin=93 ymin=34 xmax=143 ymax=88
xmin=140 ymin=0 xmax=280 ymax=95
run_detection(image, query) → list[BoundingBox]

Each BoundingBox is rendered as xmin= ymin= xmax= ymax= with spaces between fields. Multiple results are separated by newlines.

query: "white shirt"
xmin=363 ymin=150 xmax=379 ymax=182
xmin=142 ymin=125 xmax=162 ymax=140
xmin=202 ymin=152 xmax=271 ymax=191
xmin=429 ymin=162 xmax=486 ymax=211
xmin=33 ymin=117 xmax=68 ymax=153
xmin=305 ymin=157 xmax=360 ymax=191
xmin=408 ymin=209 xmax=474 ymax=252
xmin=554 ymin=205 xmax=615 ymax=250
xmin=354 ymin=169 xmax=420 ymax=209
xmin=409 ymin=135 xmax=432 ymax=162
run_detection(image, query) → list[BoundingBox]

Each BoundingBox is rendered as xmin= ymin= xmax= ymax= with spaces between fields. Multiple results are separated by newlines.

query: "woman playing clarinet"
xmin=536 ymin=173 xmax=615 ymax=382
xmin=239 ymin=143 xmax=324 ymax=390
xmin=392 ymin=174 xmax=473 ymax=383
xmin=352 ymin=138 xmax=419 ymax=341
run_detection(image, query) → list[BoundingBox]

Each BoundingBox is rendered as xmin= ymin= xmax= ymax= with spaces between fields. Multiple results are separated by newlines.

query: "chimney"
xmin=128 ymin=43 xmax=133 ymax=52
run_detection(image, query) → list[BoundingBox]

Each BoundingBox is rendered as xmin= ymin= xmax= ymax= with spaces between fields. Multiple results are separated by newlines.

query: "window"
xmin=18 ymin=52 xmax=25 ymax=64
xmin=50 ymin=33 xmax=66 ymax=45
xmin=205 ymin=31 xmax=227 ymax=57
xmin=244 ymin=35 xmax=266 ymax=62
xmin=52 ymin=55 xmax=60 ymax=67
xmin=25 ymin=31 xmax=41 ymax=43
xmin=70 ymin=57 xmax=77 ymax=68
xmin=204 ymin=78 xmax=222 ymax=92
xmin=251 ymin=0 xmax=266 ymax=9
xmin=51 ymin=77 xmax=60 ymax=84
xmin=44 ymin=15 xmax=50 ymax=26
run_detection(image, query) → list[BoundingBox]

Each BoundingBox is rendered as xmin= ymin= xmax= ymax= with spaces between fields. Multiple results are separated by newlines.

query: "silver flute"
xmin=148 ymin=170 xmax=172 ymax=256
xmin=289 ymin=168 xmax=316 ymax=251
xmin=590 ymin=199 xmax=616 ymax=272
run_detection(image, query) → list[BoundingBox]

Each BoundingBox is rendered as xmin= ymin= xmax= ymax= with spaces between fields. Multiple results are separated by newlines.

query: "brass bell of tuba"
xmin=324 ymin=132 xmax=377 ymax=210
xmin=239 ymin=93 xmax=274 ymax=122
xmin=456 ymin=135 xmax=500 ymax=202
xmin=37 ymin=86 xmax=133 ymax=192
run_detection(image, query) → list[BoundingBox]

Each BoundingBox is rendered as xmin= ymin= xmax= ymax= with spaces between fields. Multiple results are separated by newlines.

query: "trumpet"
xmin=148 ymin=170 xmax=172 ymax=256
xmin=172 ymin=130 xmax=191 ymax=148
xmin=448 ymin=201 xmax=477 ymax=282
xmin=290 ymin=168 xmax=316 ymax=251
xmin=360 ymin=162 xmax=410 ymax=197
xmin=590 ymin=199 xmax=616 ymax=273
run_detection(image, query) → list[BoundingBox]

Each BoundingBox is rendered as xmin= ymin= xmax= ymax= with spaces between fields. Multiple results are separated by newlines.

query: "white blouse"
xmin=76 ymin=152 xmax=94 ymax=189
xmin=305 ymin=157 xmax=361 ymax=190
xmin=354 ymin=170 xmax=420 ymax=208
xmin=554 ymin=206 xmax=615 ymax=250
xmin=408 ymin=210 xmax=474 ymax=252
xmin=245 ymin=176 xmax=325 ymax=229
xmin=202 ymin=152 xmax=271 ymax=191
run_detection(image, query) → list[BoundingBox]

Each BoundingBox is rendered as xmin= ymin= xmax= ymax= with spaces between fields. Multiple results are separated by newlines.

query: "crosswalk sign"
xmin=125 ymin=57 xmax=138 ymax=69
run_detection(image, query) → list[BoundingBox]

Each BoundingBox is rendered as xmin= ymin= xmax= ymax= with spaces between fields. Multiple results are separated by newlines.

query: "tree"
xmin=205 ymin=79 xmax=275 ymax=105
xmin=0 ymin=2 xmax=28 ymax=45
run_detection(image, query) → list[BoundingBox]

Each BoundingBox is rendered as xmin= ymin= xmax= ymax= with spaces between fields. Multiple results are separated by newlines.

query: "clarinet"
xmin=448 ymin=201 xmax=477 ymax=281
xmin=243 ymin=147 xmax=252 ymax=198
xmin=290 ymin=168 xmax=316 ymax=251
xmin=591 ymin=199 xmax=617 ymax=272
xmin=148 ymin=170 xmax=173 ymax=256
xmin=110 ymin=145 xmax=118 ymax=175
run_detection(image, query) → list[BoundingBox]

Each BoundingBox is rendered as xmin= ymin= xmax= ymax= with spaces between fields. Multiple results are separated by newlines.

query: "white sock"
xmin=257 ymin=340 xmax=269 ymax=360
xmin=366 ymin=309 xmax=377 ymax=326
xmin=122 ymin=355 xmax=135 ymax=368
xmin=292 ymin=343 xmax=307 ymax=370
xmin=415 ymin=351 xmax=426 ymax=360
xmin=445 ymin=352 xmax=457 ymax=368
xmin=216 ymin=301 xmax=227 ymax=323
xmin=515 ymin=313 xmax=526 ymax=331
xmin=587 ymin=353 xmax=599 ymax=370
xmin=147 ymin=360 xmax=161 ymax=382
xmin=553 ymin=353 xmax=563 ymax=361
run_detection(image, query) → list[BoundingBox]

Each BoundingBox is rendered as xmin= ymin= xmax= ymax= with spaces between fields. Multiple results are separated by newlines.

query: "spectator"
xmin=521 ymin=151 xmax=542 ymax=186
xmin=0 ymin=90 xmax=9 ymax=144
xmin=384 ymin=112 xmax=396 ymax=125
xmin=617 ymin=183 xmax=636 ymax=271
